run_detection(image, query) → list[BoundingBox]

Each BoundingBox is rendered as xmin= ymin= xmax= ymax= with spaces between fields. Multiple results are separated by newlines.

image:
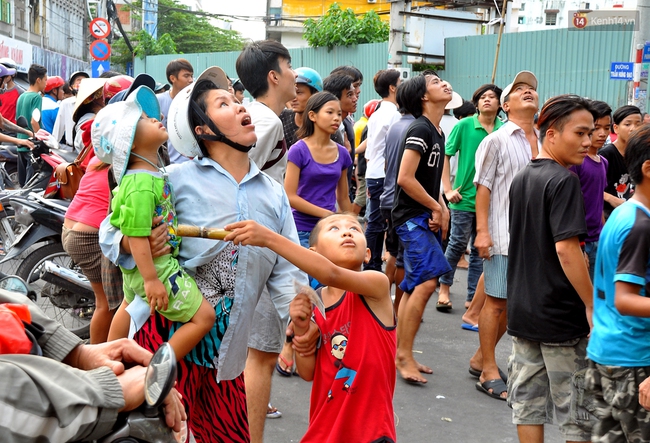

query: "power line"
xmin=119 ymin=1 xmax=430 ymax=26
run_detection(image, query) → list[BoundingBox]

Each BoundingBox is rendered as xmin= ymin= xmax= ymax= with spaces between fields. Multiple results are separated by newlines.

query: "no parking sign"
xmin=90 ymin=40 xmax=111 ymax=61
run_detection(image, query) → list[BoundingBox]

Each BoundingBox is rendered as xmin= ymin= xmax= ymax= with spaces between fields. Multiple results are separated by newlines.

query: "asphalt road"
xmin=264 ymin=267 xmax=563 ymax=443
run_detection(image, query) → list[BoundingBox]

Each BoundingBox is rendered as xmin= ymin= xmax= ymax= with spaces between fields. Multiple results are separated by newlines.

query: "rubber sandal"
xmin=266 ymin=403 xmax=282 ymax=419
xmin=468 ymin=367 xmax=508 ymax=382
xmin=436 ymin=299 xmax=452 ymax=312
xmin=275 ymin=354 xmax=294 ymax=377
xmin=461 ymin=323 xmax=479 ymax=332
xmin=476 ymin=379 xmax=507 ymax=401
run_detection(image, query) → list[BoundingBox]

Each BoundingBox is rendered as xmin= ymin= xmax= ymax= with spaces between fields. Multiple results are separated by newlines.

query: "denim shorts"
xmin=297 ymin=230 xmax=311 ymax=248
xmin=483 ymin=254 xmax=508 ymax=299
xmin=508 ymin=336 xmax=596 ymax=441
xmin=396 ymin=213 xmax=452 ymax=294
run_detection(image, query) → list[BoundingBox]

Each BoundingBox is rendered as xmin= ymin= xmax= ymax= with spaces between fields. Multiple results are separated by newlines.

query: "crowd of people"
xmin=1 ymin=38 xmax=650 ymax=443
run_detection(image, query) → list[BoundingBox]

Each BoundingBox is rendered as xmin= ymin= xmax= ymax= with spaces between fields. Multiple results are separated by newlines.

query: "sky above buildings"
xmin=203 ymin=1 xmax=268 ymax=42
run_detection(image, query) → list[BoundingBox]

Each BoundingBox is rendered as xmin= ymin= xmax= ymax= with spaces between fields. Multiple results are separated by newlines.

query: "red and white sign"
xmin=89 ymin=18 xmax=111 ymax=40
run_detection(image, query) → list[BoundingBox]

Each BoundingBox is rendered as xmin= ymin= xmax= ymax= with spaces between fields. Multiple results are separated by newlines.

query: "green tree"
xmin=111 ymin=0 xmax=244 ymax=69
xmin=303 ymin=3 xmax=389 ymax=51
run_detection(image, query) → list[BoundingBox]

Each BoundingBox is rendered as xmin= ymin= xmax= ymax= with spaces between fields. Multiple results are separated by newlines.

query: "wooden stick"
xmin=177 ymin=225 xmax=231 ymax=240
xmin=491 ymin=0 xmax=509 ymax=84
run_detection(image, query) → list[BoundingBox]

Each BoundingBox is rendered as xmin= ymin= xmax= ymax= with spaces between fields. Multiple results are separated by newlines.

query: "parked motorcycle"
xmin=0 ymin=116 xmax=72 ymax=252
xmin=0 ymin=191 xmax=95 ymax=338
xmin=0 ymin=142 xmax=19 ymax=188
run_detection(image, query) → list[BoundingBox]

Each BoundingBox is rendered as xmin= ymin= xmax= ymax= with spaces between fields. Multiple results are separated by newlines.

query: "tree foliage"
xmin=303 ymin=3 xmax=389 ymax=51
xmin=111 ymin=0 xmax=244 ymax=69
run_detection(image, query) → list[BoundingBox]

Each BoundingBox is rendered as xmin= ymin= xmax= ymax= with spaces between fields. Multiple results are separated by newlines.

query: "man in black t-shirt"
xmin=392 ymin=72 xmax=452 ymax=384
xmin=598 ymin=105 xmax=642 ymax=217
xmin=507 ymin=95 xmax=596 ymax=442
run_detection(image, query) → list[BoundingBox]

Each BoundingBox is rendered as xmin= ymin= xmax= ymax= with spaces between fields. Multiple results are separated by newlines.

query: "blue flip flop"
xmin=461 ymin=323 xmax=479 ymax=332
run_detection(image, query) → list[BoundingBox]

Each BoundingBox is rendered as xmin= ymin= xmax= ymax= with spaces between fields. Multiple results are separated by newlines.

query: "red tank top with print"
xmin=302 ymin=291 xmax=397 ymax=443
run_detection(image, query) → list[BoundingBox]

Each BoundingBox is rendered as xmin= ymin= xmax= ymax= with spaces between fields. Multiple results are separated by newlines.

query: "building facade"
xmin=508 ymin=0 xmax=637 ymax=32
xmin=0 ymin=0 xmax=88 ymax=78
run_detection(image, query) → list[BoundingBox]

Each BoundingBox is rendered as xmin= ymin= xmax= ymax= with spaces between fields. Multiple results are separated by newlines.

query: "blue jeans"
xmin=585 ymin=241 xmax=598 ymax=282
xmin=297 ymin=230 xmax=311 ymax=248
xmin=438 ymin=209 xmax=483 ymax=302
xmin=364 ymin=178 xmax=387 ymax=271
xmin=298 ymin=230 xmax=321 ymax=289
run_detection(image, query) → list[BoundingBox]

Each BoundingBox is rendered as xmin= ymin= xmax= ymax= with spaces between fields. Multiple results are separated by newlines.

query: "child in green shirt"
xmin=94 ymin=85 xmax=214 ymax=360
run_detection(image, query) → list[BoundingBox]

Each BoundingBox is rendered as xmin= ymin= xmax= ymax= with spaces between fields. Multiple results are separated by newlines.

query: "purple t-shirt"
xmin=569 ymin=155 xmax=608 ymax=242
xmin=287 ymin=139 xmax=352 ymax=231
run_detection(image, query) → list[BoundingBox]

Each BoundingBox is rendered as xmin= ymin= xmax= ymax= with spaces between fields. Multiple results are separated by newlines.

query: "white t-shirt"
xmin=246 ymin=101 xmax=287 ymax=184
xmin=364 ymin=100 xmax=401 ymax=180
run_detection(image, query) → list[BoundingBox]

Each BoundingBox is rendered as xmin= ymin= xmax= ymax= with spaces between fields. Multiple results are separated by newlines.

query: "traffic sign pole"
xmin=89 ymin=17 xmax=112 ymax=76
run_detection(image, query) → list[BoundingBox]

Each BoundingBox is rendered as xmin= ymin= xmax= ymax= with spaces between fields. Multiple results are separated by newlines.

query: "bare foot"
xmin=396 ymin=357 xmax=428 ymax=384
xmin=416 ymin=361 xmax=433 ymax=374
xmin=457 ymin=255 xmax=469 ymax=269
xmin=462 ymin=313 xmax=479 ymax=326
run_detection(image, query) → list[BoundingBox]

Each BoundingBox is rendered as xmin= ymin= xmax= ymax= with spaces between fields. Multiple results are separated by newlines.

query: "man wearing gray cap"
xmin=471 ymin=71 xmax=539 ymax=401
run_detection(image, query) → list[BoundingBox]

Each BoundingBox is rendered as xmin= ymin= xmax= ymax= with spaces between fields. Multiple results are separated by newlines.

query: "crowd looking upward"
xmin=3 ymin=44 xmax=650 ymax=443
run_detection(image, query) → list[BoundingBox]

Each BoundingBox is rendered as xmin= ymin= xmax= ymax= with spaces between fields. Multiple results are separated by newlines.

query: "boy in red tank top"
xmin=226 ymin=213 xmax=397 ymax=442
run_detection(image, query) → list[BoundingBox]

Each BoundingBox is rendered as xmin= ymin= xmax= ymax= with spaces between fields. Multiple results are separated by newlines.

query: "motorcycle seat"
xmin=51 ymin=148 xmax=78 ymax=164
xmin=42 ymin=198 xmax=70 ymax=211
xmin=0 ymin=145 xmax=18 ymax=158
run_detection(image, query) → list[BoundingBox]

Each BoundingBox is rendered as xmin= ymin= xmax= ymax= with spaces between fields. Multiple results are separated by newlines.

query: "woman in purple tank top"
xmin=285 ymin=92 xmax=353 ymax=248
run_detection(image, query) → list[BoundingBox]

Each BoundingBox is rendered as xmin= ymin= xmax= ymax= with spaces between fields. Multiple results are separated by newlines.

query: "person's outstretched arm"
xmin=224 ymin=221 xmax=389 ymax=304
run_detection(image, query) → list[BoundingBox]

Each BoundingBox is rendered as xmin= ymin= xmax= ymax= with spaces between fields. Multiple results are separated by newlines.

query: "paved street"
xmin=265 ymin=268 xmax=563 ymax=442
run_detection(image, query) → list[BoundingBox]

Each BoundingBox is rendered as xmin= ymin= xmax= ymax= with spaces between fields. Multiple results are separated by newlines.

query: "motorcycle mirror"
xmin=16 ymin=116 xmax=29 ymax=129
xmin=144 ymin=343 xmax=177 ymax=408
xmin=0 ymin=276 xmax=29 ymax=296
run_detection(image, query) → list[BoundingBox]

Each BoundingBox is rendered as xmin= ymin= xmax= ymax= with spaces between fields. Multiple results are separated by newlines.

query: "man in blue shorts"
xmin=392 ymin=71 xmax=452 ymax=384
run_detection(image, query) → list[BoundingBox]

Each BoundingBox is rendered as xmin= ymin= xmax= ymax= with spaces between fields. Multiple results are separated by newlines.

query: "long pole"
xmin=491 ymin=0 xmax=509 ymax=84
xmin=630 ymin=0 xmax=649 ymax=111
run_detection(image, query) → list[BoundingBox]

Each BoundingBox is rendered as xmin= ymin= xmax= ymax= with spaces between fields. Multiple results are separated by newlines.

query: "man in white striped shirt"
xmin=470 ymin=71 xmax=540 ymax=400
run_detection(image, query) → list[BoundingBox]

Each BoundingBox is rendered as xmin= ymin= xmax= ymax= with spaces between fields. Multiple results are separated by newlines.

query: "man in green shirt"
xmin=16 ymin=63 xmax=47 ymax=186
xmin=438 ymin=84 xmax=503 ymax=316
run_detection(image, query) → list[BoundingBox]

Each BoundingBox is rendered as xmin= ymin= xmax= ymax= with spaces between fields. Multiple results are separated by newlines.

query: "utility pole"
xmin=490 ymin=0 xmax=508 ymax=84
xmin=631 ymin=0 xmax=649 ymax=111
xmin=387 ymin=0 xmax=406 ymax=69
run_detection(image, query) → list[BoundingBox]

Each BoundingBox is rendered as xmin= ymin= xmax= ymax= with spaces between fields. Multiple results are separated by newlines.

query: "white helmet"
xmin=167 ymin=66 xmax=230 ymax=158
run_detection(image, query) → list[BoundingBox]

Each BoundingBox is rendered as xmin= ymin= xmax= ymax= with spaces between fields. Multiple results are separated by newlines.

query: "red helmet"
xmin=102 ymin=75 xmax=134 ymax=102
xmin=45 ymin=76 xmax=65 ymax=93
xmin=364 ymin=99 xmax=381 ymax=119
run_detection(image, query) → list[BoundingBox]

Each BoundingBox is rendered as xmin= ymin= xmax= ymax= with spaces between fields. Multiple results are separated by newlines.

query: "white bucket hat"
xmin=167 ymin=66 xmax=230 ymax=158
xmin=91 ymin=85 xmax=161 ymax=185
